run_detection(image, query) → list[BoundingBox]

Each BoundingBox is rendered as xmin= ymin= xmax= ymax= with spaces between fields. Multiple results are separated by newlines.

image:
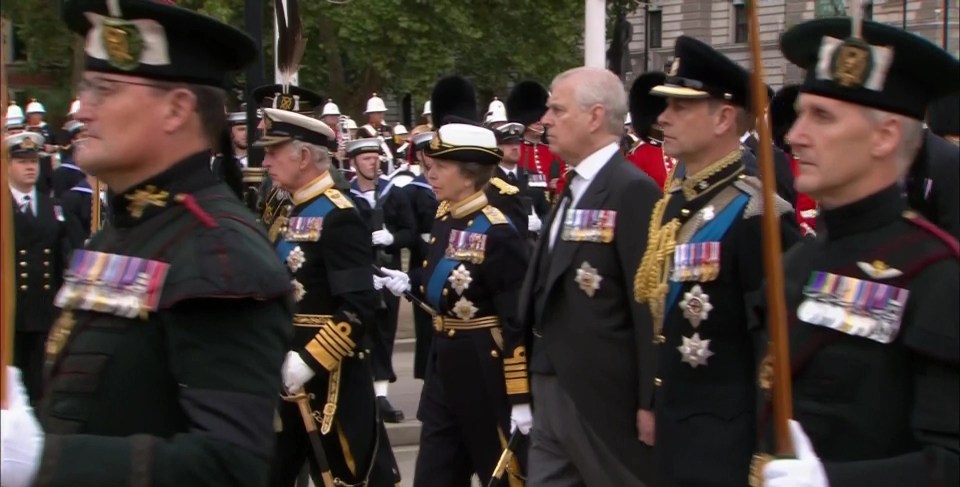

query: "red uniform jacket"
xmin=786 ymin=152 xmax=818 ymax=235
xmin=519 ymin=141 xmax=567 ymax=197
xmin=626 ymin=140 xmax=669 ymax=189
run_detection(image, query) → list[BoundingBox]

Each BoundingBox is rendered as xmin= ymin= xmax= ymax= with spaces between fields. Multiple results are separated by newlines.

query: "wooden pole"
xmin=91 ymin=179 xmax=101 ymax=234
xmin=745 ymin=0 xmax=793 ymax=456
xmin=1 ymin=15 xmax=14 ymax=409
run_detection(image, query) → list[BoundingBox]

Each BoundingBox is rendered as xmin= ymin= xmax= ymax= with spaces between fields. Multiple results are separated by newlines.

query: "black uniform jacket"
xmin=906 ymin=130 xmax=960 ymax=239
xmin=760 ymin=185 xmax=959 ymax=487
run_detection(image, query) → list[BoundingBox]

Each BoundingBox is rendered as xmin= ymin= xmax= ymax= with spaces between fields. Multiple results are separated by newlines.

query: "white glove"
xmin=372 ymin=229 xmax=395 ymax=247
xmin=1 ymin=367 xmax=44 ymax=487
xmin=373 ymin=275 xmax=387 ymax=291
xmin=527 ymin=212 xmax=542 ymax=233
xmin=281 ymin=351 xmax=315 ymax=394
xmin=510 ymin=403 xmax=533 ymax=435
xmin=763 ymin=420 xmax=829 ymax=487
xmin=378 ymin=267 xmax=410 ymax=297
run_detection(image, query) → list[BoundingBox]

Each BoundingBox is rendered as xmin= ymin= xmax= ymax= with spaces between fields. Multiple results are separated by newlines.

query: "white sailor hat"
xmin=411 ymin=131 xmax=434 ymax=151
xmin=227 ymin=111 xmax=246 ymax=125
xmin=422 ymin=100 xmax=432 ymax=116
xmin=321 ymin=99 xmax=341 ymax=117
xmin=25 ymin=99 xmax=45 ymax=115
xmin=365 ymin=93 xmax=387 ymax=114
xmin=345 ymin=138 xmax=383 ymax=158
xmin=424 ymin=123 xmax=502 ymax=165
xmin=254 ymin=108 xmax=335 ymax=148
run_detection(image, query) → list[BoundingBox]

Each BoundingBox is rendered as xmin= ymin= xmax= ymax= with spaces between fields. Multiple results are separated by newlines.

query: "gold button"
xmin=43 ymin=285 xmax=50 ymax=290
xmin=19 ymin=273 xmax=27 ymax=278
xmin=430 ymin=237 xmax=436 ymax=244
xmin=655 ymin=334 xmax=665 ymax=343
xmin=442 ymin=216 xmax=449 ymax=221
xmin=490 ymin=350 xmax=500 ymax=358
xmin=419 ymin=285 xmax=425 ymax=294
xmin=422 ymin=260 xmax=428 ymax=268
xmin=19 ymin=261 xmax=27 ymax=268
xmin=43 ymin=248 xmax=51 ymax=255
xmin=467 ymin=220 xmax=474 ymax=226
xmin=358 ymin=352 xmax=365 ymax=359
xmin=442 ymin=289 xmax=449 ymax=296
xmin=19 ymin=285 xmax=27 ymax=291
xmin=18 ymin=250 xmax=26 ymax=256
xmin=680 ymin=209 xmax=690 ymax=216
xmin=43 ymin=273 xmax=50 ymax=278
xmin=43 ymin=261 xmax=49 ymax=267
xmin=447 ymin=329 xmax=456 ymax=337
xmin=655 ymin=378 xmax=662 ymax=387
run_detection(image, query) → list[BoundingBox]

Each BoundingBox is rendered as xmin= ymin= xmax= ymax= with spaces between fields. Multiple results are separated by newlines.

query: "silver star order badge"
xmin=291 ymin=279 xmax=306 ymax=303
xmin=452 ymin=296 xmax=478 ymax=320
xmin=702 ymin=205 xmax=715 ymax=222
xmin=287 ymin=246 xmax=305 ymax=273
xmin=448 ymin=264 xmax=473 ymax=295
xmin=680 ymin=284 xmax=713 ymax=328
xmin=574 ymin=261 xmax=603 ymax=298
xmin=678 ymin=333 xmax=714 ymax=368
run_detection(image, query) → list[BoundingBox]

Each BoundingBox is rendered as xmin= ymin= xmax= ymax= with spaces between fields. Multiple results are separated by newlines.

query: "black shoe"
xmin=377 ymin=396 xmax=405 ymax=423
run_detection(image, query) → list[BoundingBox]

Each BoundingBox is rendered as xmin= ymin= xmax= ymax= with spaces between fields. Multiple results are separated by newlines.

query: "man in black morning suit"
xmin=8 ymin=131 xmax=81 ymax=405
xmin=518 ymin=67 xmax=661 ymax=486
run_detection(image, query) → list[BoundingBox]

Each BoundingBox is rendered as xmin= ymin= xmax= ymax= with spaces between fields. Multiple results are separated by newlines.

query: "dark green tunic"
xmin=37 ymin=153 xmax=293 ymax=487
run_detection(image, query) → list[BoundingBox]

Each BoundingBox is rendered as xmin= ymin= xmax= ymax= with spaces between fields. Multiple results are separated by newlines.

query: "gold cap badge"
xmin=831 ymin=38 xmax=872 ymax=88
xmin=101 ymin=18 xmax=144 ymax=71
xmin=20 ymin=137 xmax=36 ymax=150
xmin=429 ymin=131 xmax=442 ymax=150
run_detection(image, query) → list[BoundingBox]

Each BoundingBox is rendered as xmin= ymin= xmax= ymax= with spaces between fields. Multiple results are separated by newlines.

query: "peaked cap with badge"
xmin=7 ymin=132 xmax=45 ymax=158
xmin=425 ymin=75 xmax=502 ymax=166
xmin=62 ymin=0 xmax=256 ymax=87
xmin=780 ymin=17 xmax=960 ymax=120
xmin=255 ymin=107 xmax=335 ymax=148
xmin=651 ymin=35 xmax=751 ymax=107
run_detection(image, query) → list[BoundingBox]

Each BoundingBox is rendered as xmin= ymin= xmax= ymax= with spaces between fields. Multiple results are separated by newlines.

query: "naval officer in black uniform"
xmin=258 ymin=108 xmax=400 ymax=487
xmin=634 ymin=35 xmax=800 ymax=487
xmin=378 ymin=75 xmax=532 ymax=487
xmin=755 ymin=17 xmax=960 ymax=487
xmin=0 ymin=2 xmax=293 ymax=486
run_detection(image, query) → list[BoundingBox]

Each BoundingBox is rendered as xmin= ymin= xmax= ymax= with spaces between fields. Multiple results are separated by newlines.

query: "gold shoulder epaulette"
xmin=490 ymin=177 xmax=519 ymax=195
xmin=435 ymin=201 xmax=451 ymax=219
xmin=482 ymin=205 xmax=508 ymax=225
xmin=734 ymin=176 xmax=793 ymax=219
xmin=324 ymin=188 xmax=354 ymax=209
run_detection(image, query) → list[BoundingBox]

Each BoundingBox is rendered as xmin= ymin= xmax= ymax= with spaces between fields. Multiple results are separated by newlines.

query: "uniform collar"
xmin=821 ymin=184 xmax=905 ymax=240
xmin=292 ymin=171 xmax=335 ymax=206
xmin=111 ymin=151 xmax=218 ymax=227
xmin=671 ymin=149 xmax=744 ymax=201
xmin=441 ymin=190 xmax=488 ymax=219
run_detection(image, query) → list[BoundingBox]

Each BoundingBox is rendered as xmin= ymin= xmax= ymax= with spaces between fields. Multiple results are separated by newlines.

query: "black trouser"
xmin=413 ymin=329 xmax=517 ymax=487
xmin=14 ymin=331 xmax=47 ymax=406
xmin=369 ymin=290 xmax=399 ymax=383
xmin=269 ymin=359 xmax=400 ymax=487
xmin=412 ymin=305 xmax=434 ymax=380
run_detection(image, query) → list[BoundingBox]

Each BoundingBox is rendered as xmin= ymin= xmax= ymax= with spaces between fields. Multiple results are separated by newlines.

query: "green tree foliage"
xmin=5 ymin=0 xmax=624 ymax=119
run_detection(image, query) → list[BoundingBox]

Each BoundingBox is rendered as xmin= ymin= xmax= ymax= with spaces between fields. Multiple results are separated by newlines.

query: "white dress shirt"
xmin=9 ymin=185 xmax=36 ymax=216
xmin=547 ymin=141 xmax=620 ymax=250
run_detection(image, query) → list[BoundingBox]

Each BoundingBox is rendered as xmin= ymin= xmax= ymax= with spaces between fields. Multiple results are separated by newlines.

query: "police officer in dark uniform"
xmin=493 ymin=122 xmax=549 ymax=243
xmin=378 ymin=75 xmax=531 ymax=487
xmin=7 ymin=132 xmax=80 ymax=406
xmin=404 ymin=130 xmax=440 ymax=380
xmin=0 ymin=2 xmax=293 ymax=486
xmin=755 ymin=17 xmax=959 ymax=487
xmin=632 ymin=36 xmax=800 ymax=487
xmin=257 ymin=108 xmax=400 ymax=487
xmin=346 ymin=137 xmax=417 ymax=422
xmin=52 ymin=120 xmax=88 ymax=198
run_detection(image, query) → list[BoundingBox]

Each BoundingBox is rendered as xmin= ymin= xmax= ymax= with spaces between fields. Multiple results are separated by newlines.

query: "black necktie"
xmin=507 ymin=172 xmax=518 ymax=185
xmin=20 ymin=195 xmax=32 ymax=216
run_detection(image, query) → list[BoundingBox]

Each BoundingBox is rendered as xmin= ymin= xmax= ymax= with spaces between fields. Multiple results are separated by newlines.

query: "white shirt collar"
xmin=499 ymin=164 xmax=517 ymax=176
xmin=740 ymin=131 xmax=754 ymax=143
xmin=571 ymin=141 xmax=620 ymax=183
xmin=9 ymin=185 xmax=35 ymax=204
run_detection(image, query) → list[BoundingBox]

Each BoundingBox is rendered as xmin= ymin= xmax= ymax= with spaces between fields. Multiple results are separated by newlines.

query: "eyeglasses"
xmin=76 ymin=77 xmax=172 ymax=106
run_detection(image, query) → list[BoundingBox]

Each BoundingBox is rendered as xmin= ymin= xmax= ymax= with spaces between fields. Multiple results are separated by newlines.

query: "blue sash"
xmin=663 ymin=193 xmax=749 ymax=319
xmin=426 ymin=213 xmax=493 ymax=309
xmin=275 ymin=196 xmax=335 ymax=264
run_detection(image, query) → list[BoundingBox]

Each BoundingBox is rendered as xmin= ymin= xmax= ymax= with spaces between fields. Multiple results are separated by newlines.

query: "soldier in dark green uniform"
xmin=257 ymin=108 xmax=400 ymax=486
xmin=0 ymin=1 xmax=293 ymax=487
xmin=754 ymin=17 xmax=959 ymax=487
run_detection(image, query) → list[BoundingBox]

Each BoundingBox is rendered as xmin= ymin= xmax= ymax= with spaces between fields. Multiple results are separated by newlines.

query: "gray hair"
xmin=291 ymin=140 xmax=331 ymax=169
xmin=862 ymin=107 xmax=924 ymax=175
xmin=551 ymin=67 xmax=628 ymax=135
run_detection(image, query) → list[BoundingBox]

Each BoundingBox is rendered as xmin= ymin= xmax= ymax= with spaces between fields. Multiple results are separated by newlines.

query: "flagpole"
xmin=584 ymin=0 xmax=606 ymax=68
